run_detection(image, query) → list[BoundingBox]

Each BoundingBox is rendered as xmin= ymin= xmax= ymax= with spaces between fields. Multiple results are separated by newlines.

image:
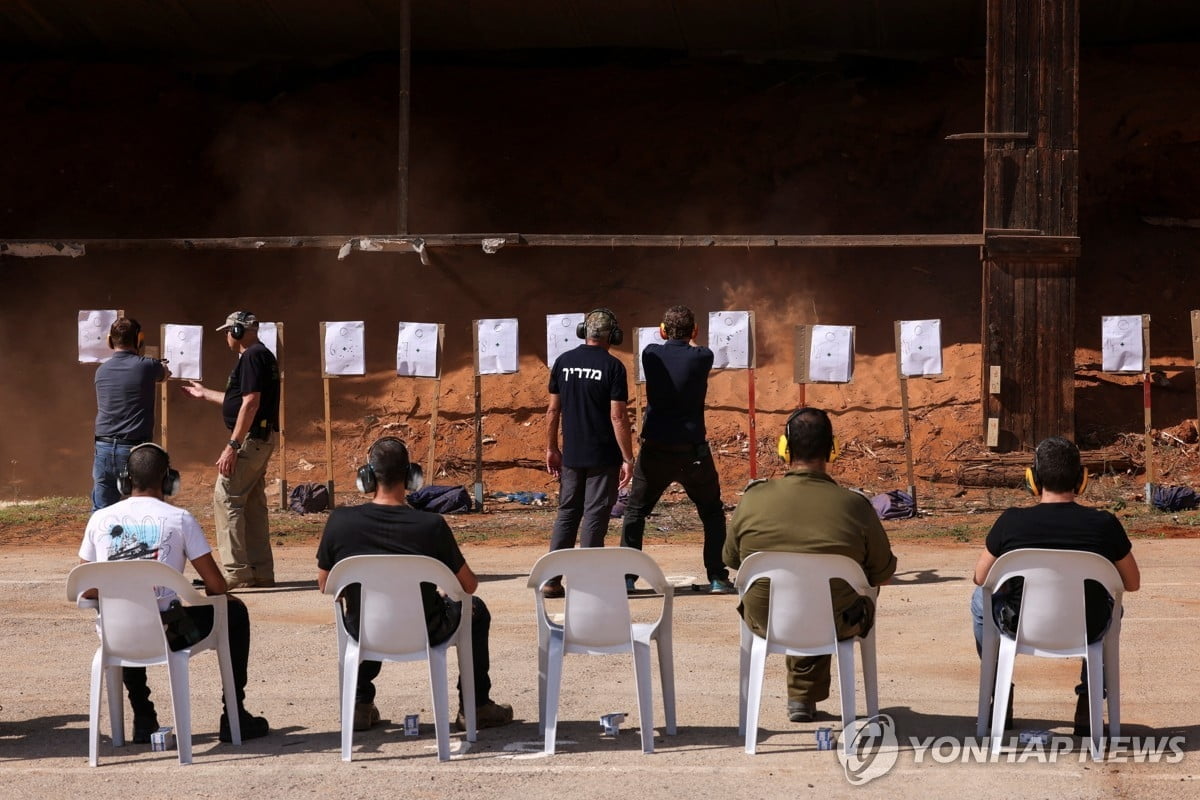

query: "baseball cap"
xmin=215 ymin=310 xmax=257 ymax=332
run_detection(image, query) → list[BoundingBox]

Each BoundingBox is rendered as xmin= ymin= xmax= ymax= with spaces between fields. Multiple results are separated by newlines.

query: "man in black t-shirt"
xmin=971 ymin=436 xmax=1140 ymax=732
xmin=620 ymin=305 xmax=731 ymax=593
xmin=183 ymin=311 xmax=280 ymax=589
xmin=543 ymin=309 xmax=636 ymax=596
xmin=92 ymin=316 xmax=170 ymax=510
xmin=316 ymin=438 xmax=513 ymax=732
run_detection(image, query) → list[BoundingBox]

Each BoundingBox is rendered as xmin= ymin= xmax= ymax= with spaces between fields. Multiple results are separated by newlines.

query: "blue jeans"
xmin=91 ymin=440 xmax=135 ymax=511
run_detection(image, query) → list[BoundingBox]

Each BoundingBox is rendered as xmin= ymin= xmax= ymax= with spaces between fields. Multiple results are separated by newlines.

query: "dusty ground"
xmin=2 ymin=530 xmax=1198 ymax=800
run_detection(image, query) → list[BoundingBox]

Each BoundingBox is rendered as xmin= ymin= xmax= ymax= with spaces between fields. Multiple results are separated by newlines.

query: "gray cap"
xmin=215 ymin=310 xmax=257 ymax=332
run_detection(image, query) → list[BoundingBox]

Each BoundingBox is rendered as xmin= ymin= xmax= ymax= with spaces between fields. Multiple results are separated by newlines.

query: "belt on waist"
xmin=95 ymin=436 xmax=147 ymax=447
xmin=640 ymin=439 xmax=703 ymax=453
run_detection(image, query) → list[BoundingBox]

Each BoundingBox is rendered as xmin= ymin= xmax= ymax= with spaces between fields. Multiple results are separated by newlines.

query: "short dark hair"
xmin=662 ymin=305 xmax=695 ymax=340
xmin=110 ymin=317 xmax=142 ymax=349
xmin=1034 ymin=436 xmax=1083 ymax=493
xmin=784 ymin=407 xmax=835 ymax=463
xmin=368 ymin=437 xmax=412 ymax=488
xmin=127 ymin=444 xmax=169 ymax=491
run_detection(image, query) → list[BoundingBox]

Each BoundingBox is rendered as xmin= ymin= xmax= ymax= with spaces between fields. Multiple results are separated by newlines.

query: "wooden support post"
xmin=323 ymin=376 xmax=335 ymax=507
xmin=425 ymin=324 xmax=445 ymax=482
xmin=473 ymin=373 xmax=483 ymax=511
xmin=276 ymin=323 xmax=288 ymax=509
xmin=398 ymin=0 xmax=411 ymax=235
xmin=634 ymin=383 xmax=644 ymax=440
xmin=1191 ymin=310 xmax=1200 ymax=430
xmin=747 ymin=368 xmax=758 ymax=480
xmin=895 ymin=322 xmax=918 ymax=510
xmin=1142 ymin=315 xmax=1153 ymax=505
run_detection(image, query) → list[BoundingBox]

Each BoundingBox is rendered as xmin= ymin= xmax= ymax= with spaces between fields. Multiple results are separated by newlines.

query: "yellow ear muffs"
xmin=778 ymin=434 xmax=839 ymax=463
xmin=1024 ymin=466 xmax=1041 ymax=496
xmin=659 ymin=323 xmax=668 ymax=340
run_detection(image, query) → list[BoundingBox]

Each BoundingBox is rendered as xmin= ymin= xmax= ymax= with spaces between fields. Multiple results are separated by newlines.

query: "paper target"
xmin=323 ymin=321 xmax=366 ymax=376
xmin=1101 ymin=315 xmax=1146 ymax=373
xmin=546 ymin=313 xmax=585 ymax=367
xmin=899 ymin=319 xmax=943 ymax=377
xmin=708 ymin=310 xmax=753 ymax=369
xmin=396 ymin=322 xmax=440 ymax=378
xmin=476 ymin=318 xmax=519 ymax=375
xmin=77 ymin=309 xmax=119 ymax=363
xmin=808 ymin=325 xmax=855 ymax=383
xmin=257 ymin=321 xmax=278 ymax=357
xmin=163 ymin=324 xmax=203 ymax=380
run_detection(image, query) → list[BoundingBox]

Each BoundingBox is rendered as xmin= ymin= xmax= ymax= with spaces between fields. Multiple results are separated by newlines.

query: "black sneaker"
xmin=132 ymin=715 xmax=159 ymax=745
xmin=787 ymin=700 xmax=816 ymax=723
xmin=219 ymin=711 xmax=270 ymax=743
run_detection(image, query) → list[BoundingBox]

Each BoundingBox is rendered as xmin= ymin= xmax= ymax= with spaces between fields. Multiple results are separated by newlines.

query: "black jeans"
xmin=620 ymin=441 xmax=728 ymax=580
xmin=354 ymin=595 xmax=494 ymax=709
xmin=123 ymin=595 xmax=252 ymax=720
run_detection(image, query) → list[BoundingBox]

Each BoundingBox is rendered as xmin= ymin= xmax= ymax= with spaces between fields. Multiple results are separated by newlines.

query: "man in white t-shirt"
xmin=79 ymin=443 xmax=270 ymax=744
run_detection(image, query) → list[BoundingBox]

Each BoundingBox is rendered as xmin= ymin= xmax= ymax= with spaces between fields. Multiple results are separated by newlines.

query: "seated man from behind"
xmin=316 ymin=437 xmax=513 ymax=732
xmin=723 ymin=407 xmax=897 ymax=723
xmin=971 ymin=436 xmax=1140 ymax=734
xmin=78 ymin=443 xmax=269 ymax=744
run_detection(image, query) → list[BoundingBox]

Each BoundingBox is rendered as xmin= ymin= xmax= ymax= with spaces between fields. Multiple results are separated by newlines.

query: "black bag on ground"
xmin=289 ymin=482 xmax=330 ymax=514
xmin=407 ymin=484 xmax=472 ymax=514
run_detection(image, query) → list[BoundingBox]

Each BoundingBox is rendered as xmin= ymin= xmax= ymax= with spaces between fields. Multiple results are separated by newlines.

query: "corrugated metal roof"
xmin=0 ymin=1 xmax=1197 ymax=61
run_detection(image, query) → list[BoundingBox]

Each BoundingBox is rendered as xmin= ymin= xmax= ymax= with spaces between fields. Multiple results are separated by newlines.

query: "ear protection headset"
xmin=1024 ymin=451 xmax=1089 ymax=497
xmin=228 ymin=311 xmax=255 ymax=341
xmin=659 ymin=322 xmax=698 ymax=341
xmin=116 ymin=442 xmax=180 ymax=497
xmin=356 ymin=436 xmax=425 ymax=494
xmin=576 ymin=308 xmax=624 ymax=346
xmin=777 ymin=407 xmax=840 ymax=464
xmin=107 ymin=321 xmax=145 ymax=351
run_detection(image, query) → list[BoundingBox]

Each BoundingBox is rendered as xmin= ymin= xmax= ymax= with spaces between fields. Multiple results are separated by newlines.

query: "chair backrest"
xmin=528 ymin=548 xmax=669 ymax=649
xmin=325 ymin=554 xmax=468 ymax=656
xmin=66 ymin=560 xmax=196 ymax=662
xmin=735 ymin=551 xmax=874 ymax=650
xmin=982 ymin=548 xmax=1124 ymax=652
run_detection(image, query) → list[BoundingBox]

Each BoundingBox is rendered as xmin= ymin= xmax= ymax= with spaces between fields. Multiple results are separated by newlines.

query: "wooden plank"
xmin=0 ymin=232 xmax=987 ymax=254
xmin=945 ymin=132 xmax=1030 ymax=141
xmin=276 ymin=322 xmax=287 ymax=509
xmin=398 ymin=0 xmax=411 ymax=235
xmin=984 ymin=234 xmax=1079 ymax=256
xmin=1191 ymin=310 xmax=1200 ymax=427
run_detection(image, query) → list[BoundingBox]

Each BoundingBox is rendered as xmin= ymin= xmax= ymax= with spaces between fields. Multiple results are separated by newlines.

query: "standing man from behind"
xmin=92 ymin=317 xmax=170 ymax=510
xmin=79 ymin=443 xmax=270 ymax=743
xmin=316 ymin=437 xmax=513 ymax=732
xmin=621 ymin=305 xmax=732 ymax=594
xmin=543 ymin=308 xmax=636 ymax=597
xmin=971 ymin=436 xmax=1140 ymax=734
xmin=724 ymin=407 xmax=897 ymax=723
xmin=182 ymin=311 xmax=280 ymax=589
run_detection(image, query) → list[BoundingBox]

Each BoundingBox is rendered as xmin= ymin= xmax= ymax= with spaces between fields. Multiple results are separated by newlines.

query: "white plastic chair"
xmin=324 ymin=554 xmax=476 ymax=762
xmin=527 ymin=547 xmax=676 ymax=755
xmin=734 ymin=551 xmax=880 ymax=755
xmin=976 ymin=548 xmax=1124 ymax=760
xmin=66 ymin=560 xmax=242 ymax=766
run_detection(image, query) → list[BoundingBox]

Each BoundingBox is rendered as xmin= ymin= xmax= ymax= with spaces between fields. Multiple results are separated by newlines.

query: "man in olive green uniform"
xmin=723 ymin=407 xmax=897 ymax=722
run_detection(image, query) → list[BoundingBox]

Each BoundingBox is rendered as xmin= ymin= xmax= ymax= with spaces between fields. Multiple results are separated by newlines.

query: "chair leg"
xmin=543 ymin=635 xmax=564 ymax=755
xmin=537 ymin=627 xmax=549 ymax=736
xmin=1104 ymin=637 xmax=1121 ymax=740
xmin=656 ymin=636 xmax=677 ymax=736
xmin=457 ymin=624 xmax=477 ymax=743
xmin=341 ymin=645 xmax=361 ymax=762
xmin=429 ymin=649 xmax=452 ymax=762
xmin=737 ymin=625 xmax=751 ymax=737
xmin=836 ymin=640 xmax=856 ymax=755
xmin=860 ymin=632 xmax=879 ymax=719
xmin=632 ymin=640 xmax=655 ymax=754
xmin=743 ymin=637 xmax=768 ymax=755
xmin=89 ymin=652 xmax=105 ymax=767
xmin=990 ymin=638 xmax=1017 ymax=756
xmin=977 ymin=625 xmax=1000 ymax=738
xmin=1085 ymin=648 xmax=1105 ymax=762
xmin=105 ymin=664 xmax=124 ymax=748
xmin=165 ymin=653 xmax=192 ymax=765
xmin=216 ymin=633 xmax=241 ymax=746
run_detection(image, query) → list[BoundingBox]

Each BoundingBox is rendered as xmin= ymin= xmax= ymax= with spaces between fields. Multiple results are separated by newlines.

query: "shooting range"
xmin=320 ymin=320 xmax=366 ymax=505
xmin=1102 ymin=314 xmax=1154 ymax=504
xmin=896 ymin=319 xmax=944 ymax=510
xmin=473 ymin=318 xmax=519 ymax=509
xmin=793 ymin=324 xmax=856 ymax=410
xmin=396 ymin=321 xmax=444 ymax=479
xmin=708 ymin=310 xmax=758 ymax=479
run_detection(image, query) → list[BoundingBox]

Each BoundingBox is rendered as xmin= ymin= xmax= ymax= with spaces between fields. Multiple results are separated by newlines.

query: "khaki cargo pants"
xmin=214 ymin=436 xmax=275 ymax=585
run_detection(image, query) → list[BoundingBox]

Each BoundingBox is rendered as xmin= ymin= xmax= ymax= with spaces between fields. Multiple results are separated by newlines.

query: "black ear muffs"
xmin=777 ymin=407 xmax=837 ymax=464
xmin=117 ymin=442 xmax=180 ymax=497
xmin=577 ymin=308 xmax=623 ymax=345
xmin=356 ymin=436 xmax=425 ymax=494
